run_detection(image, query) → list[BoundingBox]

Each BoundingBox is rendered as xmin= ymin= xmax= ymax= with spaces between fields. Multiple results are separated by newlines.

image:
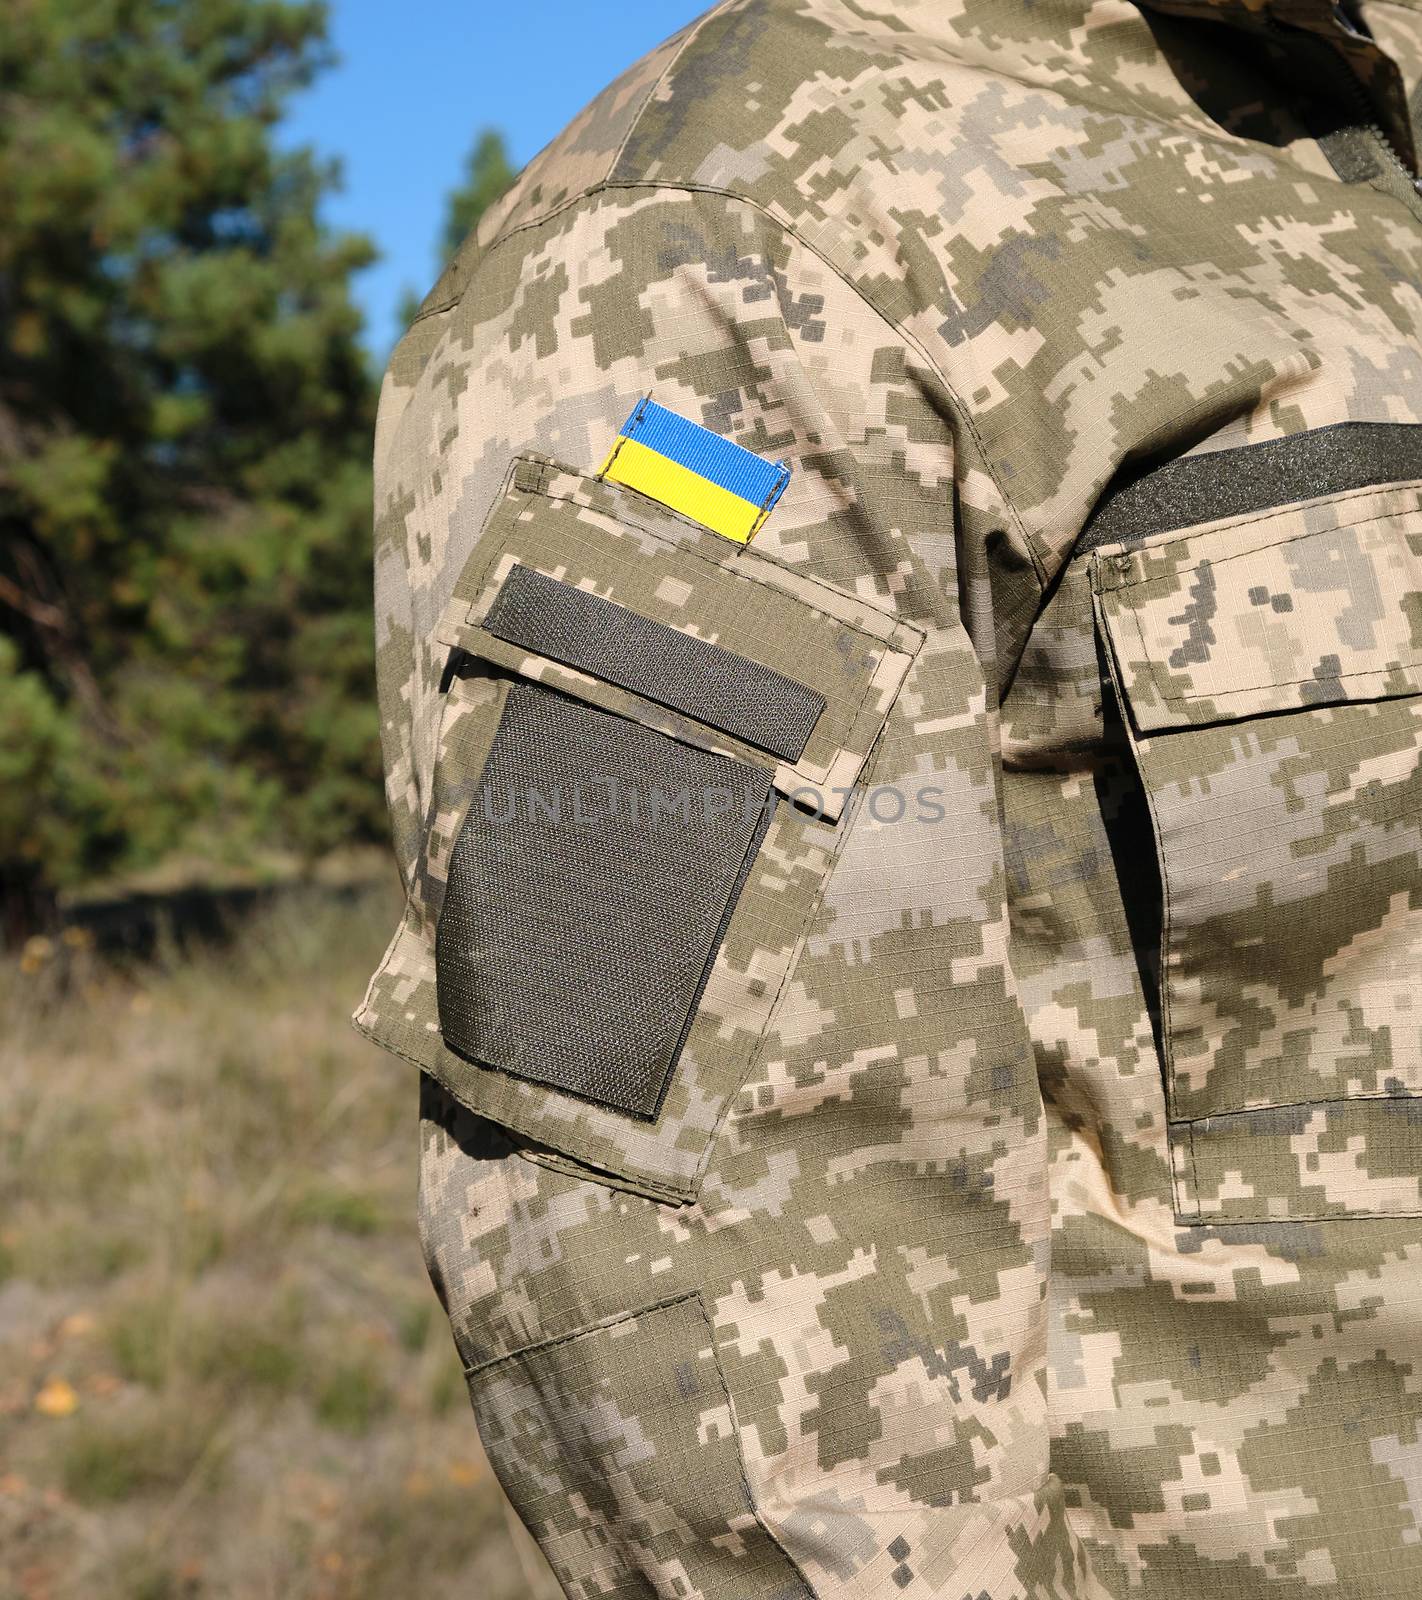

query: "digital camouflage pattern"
xmin=363 ymin=457 xmax=919 ymax=1198
xmin=356 ymin=1 xmax=1422 ymax=1594
xmin=1095 ymin=480 xmax=1422 ymax=1197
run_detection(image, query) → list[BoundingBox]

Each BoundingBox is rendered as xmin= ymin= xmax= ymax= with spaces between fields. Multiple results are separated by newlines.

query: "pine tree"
xmin=0 ymin=0 xmax=382 ymax=933
xmin=396 ymin=128 xmax=517 ymax=331
xmin=442 ymin=129 xmax=518 ymax=259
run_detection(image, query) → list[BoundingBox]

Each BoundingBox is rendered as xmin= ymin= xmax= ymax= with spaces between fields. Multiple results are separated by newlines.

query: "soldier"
xmin=356 ymin=1 xmax=1422 ymax=1594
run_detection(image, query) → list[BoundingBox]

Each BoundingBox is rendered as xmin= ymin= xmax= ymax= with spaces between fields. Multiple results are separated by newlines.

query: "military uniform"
xmin=356 ymin=1 xmax=1422 ymax=1593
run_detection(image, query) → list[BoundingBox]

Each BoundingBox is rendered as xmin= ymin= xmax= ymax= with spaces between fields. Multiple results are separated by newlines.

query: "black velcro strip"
xmin=436 ymin=680 xmax=773 ymax=1119
xmin=1077 ymin=421 xmax=1422 ymax=554
xmin=482 ymin=563 xmax=825 ymax=762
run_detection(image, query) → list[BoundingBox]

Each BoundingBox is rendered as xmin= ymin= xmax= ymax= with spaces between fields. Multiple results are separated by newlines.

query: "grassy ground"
xmin=0 ymin=880 xmax=560 ymax=1600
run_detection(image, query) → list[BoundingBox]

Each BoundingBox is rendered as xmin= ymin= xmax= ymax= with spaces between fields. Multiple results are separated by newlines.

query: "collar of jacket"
xmin=1135 ymin=0 xmax=1419 ymax=171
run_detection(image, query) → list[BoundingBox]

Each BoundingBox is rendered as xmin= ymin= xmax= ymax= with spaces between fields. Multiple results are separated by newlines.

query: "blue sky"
xmin=282 ymin=1 xmax=710 ymax=356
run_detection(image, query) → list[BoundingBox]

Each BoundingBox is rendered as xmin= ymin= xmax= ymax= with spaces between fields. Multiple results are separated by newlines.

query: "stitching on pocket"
xmin=1111 ymin=501 xmax=1422 ymax=707
xmin=506 ymin=459 xmax=923 ymax=650
xmin=676 ymin=1291 xmax=814 ymax=1600
xmin=1182 ymin=1207 xmax=1422 ymax=1223
xmin=463 ymin=1288 xmax=815 ymax=1597
xmin=1177 ymin=1089 xmax=1422 ymax=1119
xmin=689 ymin=750 xmax=878 ymax=1192
xmin=444 ymin=468 xmax=922 ymax=798
xmin=458 ymin=463 xmax=926 ymax=790
xmin=1172 ymin=1097 xmax=1422 ymax=1225
xmin=1161 ymin=659 xmax=1422 ymax=707
xmin=462 ymin=1288 xmax=701 ymax=1379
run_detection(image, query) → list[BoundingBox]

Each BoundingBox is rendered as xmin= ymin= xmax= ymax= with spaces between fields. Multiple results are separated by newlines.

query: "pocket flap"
xmin=1094 ymin=481 xmax=1422 ymax=732
xmin=357 ymin=454 xmax=923 ymax=1204
xmin=434 ymin=455 xmax=921 ymax=821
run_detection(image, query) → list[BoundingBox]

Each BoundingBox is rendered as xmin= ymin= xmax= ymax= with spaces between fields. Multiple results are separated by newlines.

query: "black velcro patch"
xmin=482 ymin=563 xmax=825 ymax=762
xmin=436 ymin=680 xmax=773 ymax=1119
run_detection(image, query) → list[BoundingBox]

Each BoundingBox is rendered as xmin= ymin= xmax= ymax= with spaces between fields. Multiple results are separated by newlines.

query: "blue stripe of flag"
xmin=622 ymin=399 xmax=790 ymax=510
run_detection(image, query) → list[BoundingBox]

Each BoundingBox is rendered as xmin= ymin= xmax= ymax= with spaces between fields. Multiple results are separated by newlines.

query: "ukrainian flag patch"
xmin=598 ymin=398 xmax=791 ymax=544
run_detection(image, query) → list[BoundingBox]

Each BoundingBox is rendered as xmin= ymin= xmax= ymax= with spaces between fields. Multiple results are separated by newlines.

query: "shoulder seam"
xmin=612 ymin=176 xmax=1042 ymax=582
xmin=408 ymin=8 xmax=721 ymax=329
xmin=606 ymin=3 xmax=720 ymax=182
xmin=410 ymin=173 xmax=1041 ymax=583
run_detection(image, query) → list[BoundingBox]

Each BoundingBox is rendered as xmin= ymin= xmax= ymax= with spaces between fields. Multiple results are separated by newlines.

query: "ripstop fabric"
xmin=355 ymin=2 xmax=1422 ymax=1594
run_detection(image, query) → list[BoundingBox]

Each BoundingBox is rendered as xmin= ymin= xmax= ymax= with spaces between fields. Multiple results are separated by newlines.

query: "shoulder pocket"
xmin=358 ymin=456 xmax=922 ymax=1203
xmin=1094 ymin=480 xmax=1422 ymax=1222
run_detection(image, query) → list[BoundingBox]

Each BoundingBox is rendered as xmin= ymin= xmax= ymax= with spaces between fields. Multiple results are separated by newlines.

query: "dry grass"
xmin=0 ymin=882 xmax=560 ymax=1600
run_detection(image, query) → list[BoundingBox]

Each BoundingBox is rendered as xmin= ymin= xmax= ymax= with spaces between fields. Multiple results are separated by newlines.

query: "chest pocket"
xmin=357 ymin=455 xmax=922 ymax=1204
xmin=1094 ymin=480 xmax=1422 ymax=1223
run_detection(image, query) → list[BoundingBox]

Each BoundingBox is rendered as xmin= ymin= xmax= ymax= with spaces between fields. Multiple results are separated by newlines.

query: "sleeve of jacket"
xmin=364 ymin=183 xmax=1082 ymax=1600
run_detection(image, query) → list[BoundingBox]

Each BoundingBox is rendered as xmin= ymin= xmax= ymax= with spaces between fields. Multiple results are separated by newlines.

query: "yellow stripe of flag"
xmin=600 ymin=436 xmax=765 ymax=544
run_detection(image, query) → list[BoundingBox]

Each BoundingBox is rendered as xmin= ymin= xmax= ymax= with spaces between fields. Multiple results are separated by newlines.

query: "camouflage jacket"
xmin=357 ymin=1 xmax=1422 ymax=1595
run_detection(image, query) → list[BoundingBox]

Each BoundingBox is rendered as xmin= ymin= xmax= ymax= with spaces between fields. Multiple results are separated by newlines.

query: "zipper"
xmin=1318 ymin=7 xmax=1420 ymax=195
xmin=1345 ymin=90 xmax=1422 ymax=197
xmin=1266 ymin=7 xmax=1422 ymax=198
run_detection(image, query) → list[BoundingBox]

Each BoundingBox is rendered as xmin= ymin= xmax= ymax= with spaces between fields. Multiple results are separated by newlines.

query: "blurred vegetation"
xmin=0 ymin=3 xmax=516 ymax=939
xmin=0 ymin=884 xmax=560 ymax=1599
xmin=1 ymin=4 xmax=533 ymax=1591
xmin=0 ymin=0 xmax=378 ymax=933
xmin=397 ymin=126 xmax=516 ymax=328
xmin=441 ymin=129 xmax=518 ymax=259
